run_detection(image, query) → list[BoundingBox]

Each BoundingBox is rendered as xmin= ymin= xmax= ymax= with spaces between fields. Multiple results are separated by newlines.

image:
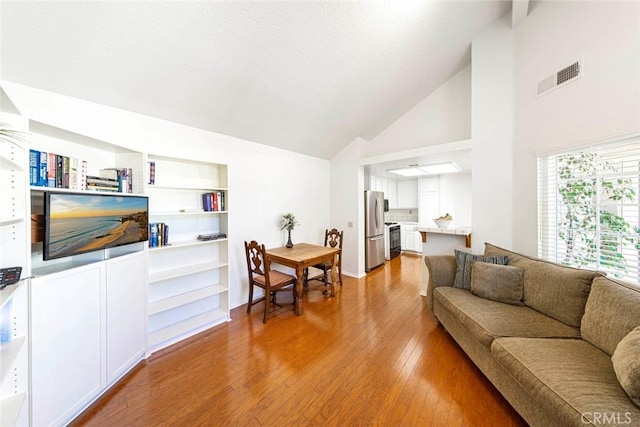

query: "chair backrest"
xmin=244 ymin=240 xmax=269 ymax=282
xmin=324 ymin=229 xmax=343 ymax=250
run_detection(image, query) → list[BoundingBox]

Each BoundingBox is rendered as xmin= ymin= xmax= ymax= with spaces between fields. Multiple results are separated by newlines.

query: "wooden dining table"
xmin=266 ymin=242 xmax=341 ymax=316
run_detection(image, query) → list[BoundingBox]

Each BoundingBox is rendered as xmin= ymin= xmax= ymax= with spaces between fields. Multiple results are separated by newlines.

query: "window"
xmin=537 ymin=135 xmax=640 ymax=283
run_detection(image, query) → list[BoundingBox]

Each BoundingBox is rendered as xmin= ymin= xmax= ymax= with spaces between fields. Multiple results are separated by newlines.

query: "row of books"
xmin=29 ymin=149 xmax=87 ymax=190
xmin=149 ymin=222 xmax=170 ymax=247
xmin=202 ymin=192 xmax=226 ymax=211
xmin=29 ymin=149 xmax=135 ymax=193
xmin=87 ymin=168 xmax=134 ymax=193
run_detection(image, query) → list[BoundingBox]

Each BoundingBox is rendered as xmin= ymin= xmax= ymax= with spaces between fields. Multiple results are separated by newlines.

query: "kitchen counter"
xmin=418 ymin=225 xmax=472 ymax=248
xmin=418 ymin=225 xmax=472 ymax=298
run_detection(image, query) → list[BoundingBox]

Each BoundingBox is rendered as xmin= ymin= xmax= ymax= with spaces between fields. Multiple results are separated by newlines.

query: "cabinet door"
xmin=388 ymin=179 xmax=397 ymax=209
xmin=31 ymin=265 xmax=103 ymax=427
xmin=106 ymin=252 xmax=146 ymax=384
xmin=397 ymin=180 xmax=418 ymax=208
xmin=413 ymin=231 xmax=423 ymax=252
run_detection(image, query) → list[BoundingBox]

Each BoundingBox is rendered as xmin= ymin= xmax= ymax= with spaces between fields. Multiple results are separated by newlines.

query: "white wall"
xmin=367 ymin=65 xmax=471 ymax=157
xmin=511 ymin=0 xmax=640 ymax=254
xmin=471 ymin=13 xmax=515 ymax=253
xmin=1 ymin=81 xmax=330 ymax=309
xmin=330 ymin=137 xmax=367 ymax=278
xmin=439 ymin=173 xmax=472 ymax=227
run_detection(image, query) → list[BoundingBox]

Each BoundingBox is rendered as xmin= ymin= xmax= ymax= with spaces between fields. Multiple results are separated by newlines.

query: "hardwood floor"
xmin=71 ymin=254 xmax=527 ymax=426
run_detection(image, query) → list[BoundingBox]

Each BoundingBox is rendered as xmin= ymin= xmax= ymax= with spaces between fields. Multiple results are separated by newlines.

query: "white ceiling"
xmin=0 ymin=1 xmax=511 ymax=160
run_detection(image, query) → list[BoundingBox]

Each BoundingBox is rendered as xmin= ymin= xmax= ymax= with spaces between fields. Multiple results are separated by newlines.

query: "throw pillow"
xmin=470 ymin=262 xmax=524 ymax=306
xmin=453 ymin=249 xmax=508 ymax=290
xmin=612 ymin=326 xmax=640 ymax=408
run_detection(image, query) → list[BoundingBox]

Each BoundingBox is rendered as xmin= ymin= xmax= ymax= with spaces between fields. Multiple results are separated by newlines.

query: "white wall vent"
xmin=536 ymin=59 xmax=583 ymax=97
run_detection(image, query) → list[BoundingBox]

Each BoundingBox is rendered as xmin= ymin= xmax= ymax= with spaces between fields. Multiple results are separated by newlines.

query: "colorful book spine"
xmin=69 ymin=158 xmax=78 ymax=190
xmin=80 ymin=160 xmax=88 ymax=190
xmin=38 ymin=151 xmax=48 ymax=187
xmin=149 ymin=223 xmax=158 ymax=247
xmin=212 ymin=192 xmax=218 ymax=211
xmin=47 ymin=153 xmax=57 ymax=187
xmin=202 ymin=193 xmax=212 ymax=211
xmin=56 ymin=155 xmax=63 ymax=188
xmin=29 ymin=149 xmax=39 ymax=186
xmin=148 ymin=161 xmax=156 ymax=185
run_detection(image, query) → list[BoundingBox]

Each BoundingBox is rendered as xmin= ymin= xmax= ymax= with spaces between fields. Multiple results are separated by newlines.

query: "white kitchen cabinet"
xmin=397 ymin=180 xmax=418 ymax=208
xmin=400 ymin=224 xmax=421 ymax=252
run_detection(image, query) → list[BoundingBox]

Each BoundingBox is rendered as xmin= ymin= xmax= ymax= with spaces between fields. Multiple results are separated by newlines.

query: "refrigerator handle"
xmin=375 ymin=198 xmax=380 ymax=229
xmin=370 ymin=235 xmax=384 ymax=241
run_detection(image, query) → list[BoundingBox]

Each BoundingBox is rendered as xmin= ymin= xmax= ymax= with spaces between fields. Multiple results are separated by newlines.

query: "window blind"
xmin=537 ymin=136 xmax=640 ymax=283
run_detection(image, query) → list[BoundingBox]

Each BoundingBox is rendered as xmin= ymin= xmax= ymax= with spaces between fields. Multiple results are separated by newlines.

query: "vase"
xmin=286 ymin=230 xmax=293 ymax=248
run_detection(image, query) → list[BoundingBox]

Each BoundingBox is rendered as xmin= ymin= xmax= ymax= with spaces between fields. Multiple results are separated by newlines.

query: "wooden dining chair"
xmin=244 ymin=240 xmax=296 ymax=323
xmin=306 ymin=228 xmax=343 ymax=288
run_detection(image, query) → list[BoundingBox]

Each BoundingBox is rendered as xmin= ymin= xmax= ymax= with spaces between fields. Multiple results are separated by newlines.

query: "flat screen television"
xmin=44 ymin=192 xmax=149 ymax=260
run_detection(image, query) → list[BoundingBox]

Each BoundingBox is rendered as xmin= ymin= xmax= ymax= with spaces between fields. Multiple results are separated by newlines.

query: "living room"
xmin=1 ymin=1 xmax=639 ymax=426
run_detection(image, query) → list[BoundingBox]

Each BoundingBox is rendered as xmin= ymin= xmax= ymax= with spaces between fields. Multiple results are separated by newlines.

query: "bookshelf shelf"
xmin=148 ymin=260 xmax=228 ymax=283
xmin=0 ymin=217 xmax=23 ymax=226
xmin=148 ymin=184 xmax=228 ymax=192
xmin=148 ymin=238 xmax=228 ymax=251
xmin=148 ymin=309 xmax=228 ymax=351
xmin=150 ymin=210 xmax=228 ymax=216
xmin=0 ymin=393 xmax=26 ymax=427
xmin=0 ymin=155 xmax=23 ymax=171
xmin=29 ymin=186 xmax=145 ymax=196
xmin=149 ymin=283 xmax=227 ymax=315
xmin=0 ymin=337 xmax=26 ymax=385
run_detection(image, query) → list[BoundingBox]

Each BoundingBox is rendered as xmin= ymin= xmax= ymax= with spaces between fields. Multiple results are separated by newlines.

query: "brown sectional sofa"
xmin=425 ymin=243 xmax=640 ymax=427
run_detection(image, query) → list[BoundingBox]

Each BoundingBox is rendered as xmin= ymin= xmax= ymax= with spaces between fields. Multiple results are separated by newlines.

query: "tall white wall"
xmin=471 ymin=13 xmax=515 ymax=253
xmin=1 ymin=81 xmax=330 ymax=309
xmin=330 ymin=137 xmax=367 ymax=278
xmin=512 ymin=0 xmax=640 ymax=254
xmin=368 ymin=65 xmax=471 ymax=157
xmin=471 ymin=1 xmax=640 ymax=256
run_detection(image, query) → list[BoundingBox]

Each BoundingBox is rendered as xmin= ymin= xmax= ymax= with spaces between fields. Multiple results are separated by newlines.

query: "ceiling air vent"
xmin=536 ymin=59 xmax=583 ymax=97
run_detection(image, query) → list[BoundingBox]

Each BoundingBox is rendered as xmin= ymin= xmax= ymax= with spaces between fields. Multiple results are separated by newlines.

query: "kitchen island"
xmin=418 ymin=225 xmax=472 ymax=296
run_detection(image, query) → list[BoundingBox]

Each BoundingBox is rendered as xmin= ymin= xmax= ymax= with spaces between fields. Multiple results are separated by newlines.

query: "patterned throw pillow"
xmin=453 ymin=249 xmax=508 ymax=290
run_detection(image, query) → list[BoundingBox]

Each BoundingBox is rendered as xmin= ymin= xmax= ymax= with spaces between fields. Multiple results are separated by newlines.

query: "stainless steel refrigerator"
xmin=365 ymin=190 xmax=385 ymax=272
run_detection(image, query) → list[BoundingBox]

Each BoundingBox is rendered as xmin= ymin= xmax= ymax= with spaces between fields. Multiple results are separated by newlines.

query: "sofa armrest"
xmin=424 ymin=255 xmax=457 ymax=312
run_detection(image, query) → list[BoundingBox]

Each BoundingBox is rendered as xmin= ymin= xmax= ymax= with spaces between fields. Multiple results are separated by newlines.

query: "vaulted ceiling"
xmin=0 ymin=1 xmax=511 ymax=159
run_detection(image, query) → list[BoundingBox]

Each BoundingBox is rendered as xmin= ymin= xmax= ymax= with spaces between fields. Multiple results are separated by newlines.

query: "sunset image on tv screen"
xmin=46 ymin=193 xmax=148 ymax=260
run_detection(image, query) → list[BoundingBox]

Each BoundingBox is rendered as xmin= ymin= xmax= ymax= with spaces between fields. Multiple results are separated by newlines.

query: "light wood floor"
xmin=72 ymin=254 xmax=527 ymax=426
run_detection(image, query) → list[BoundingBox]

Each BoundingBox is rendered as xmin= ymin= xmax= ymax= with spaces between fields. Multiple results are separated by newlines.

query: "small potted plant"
xmin=280 ymin=213 xmax=299 ymax=248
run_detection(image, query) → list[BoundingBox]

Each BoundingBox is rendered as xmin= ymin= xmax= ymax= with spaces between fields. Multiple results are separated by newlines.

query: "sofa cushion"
xmin=453 ymin=249 xmax=508 ymax=290
xmin=484 ymin=242 xmax=597 ymax=328
xmin=434 ymin=287 xmax=581 ymax=349
xmin=471 ymin=261 xmax=524 ymax=306
xmin=581 ymin=276 xmax=640 ymax=356
xmin=612 ymin=326 xmax=640 ymax=408
xmin=492 ymin=337 xmax=640 ymax=426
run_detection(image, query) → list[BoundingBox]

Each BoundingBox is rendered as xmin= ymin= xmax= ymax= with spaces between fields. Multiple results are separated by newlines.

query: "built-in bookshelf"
xmin=0 ymin=114 xmax=30 ymax=427
xmin=146 ymin=154 xmax=230 ymax=353
xmin=9 ymin=121 xmax=231 ymax=424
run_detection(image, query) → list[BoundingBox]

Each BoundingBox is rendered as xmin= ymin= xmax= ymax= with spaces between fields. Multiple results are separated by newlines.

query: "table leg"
xmin=329 ymin=253 xmax=338 ymax=297
xmin=294 ymin=265 xmax=304 ymax=316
